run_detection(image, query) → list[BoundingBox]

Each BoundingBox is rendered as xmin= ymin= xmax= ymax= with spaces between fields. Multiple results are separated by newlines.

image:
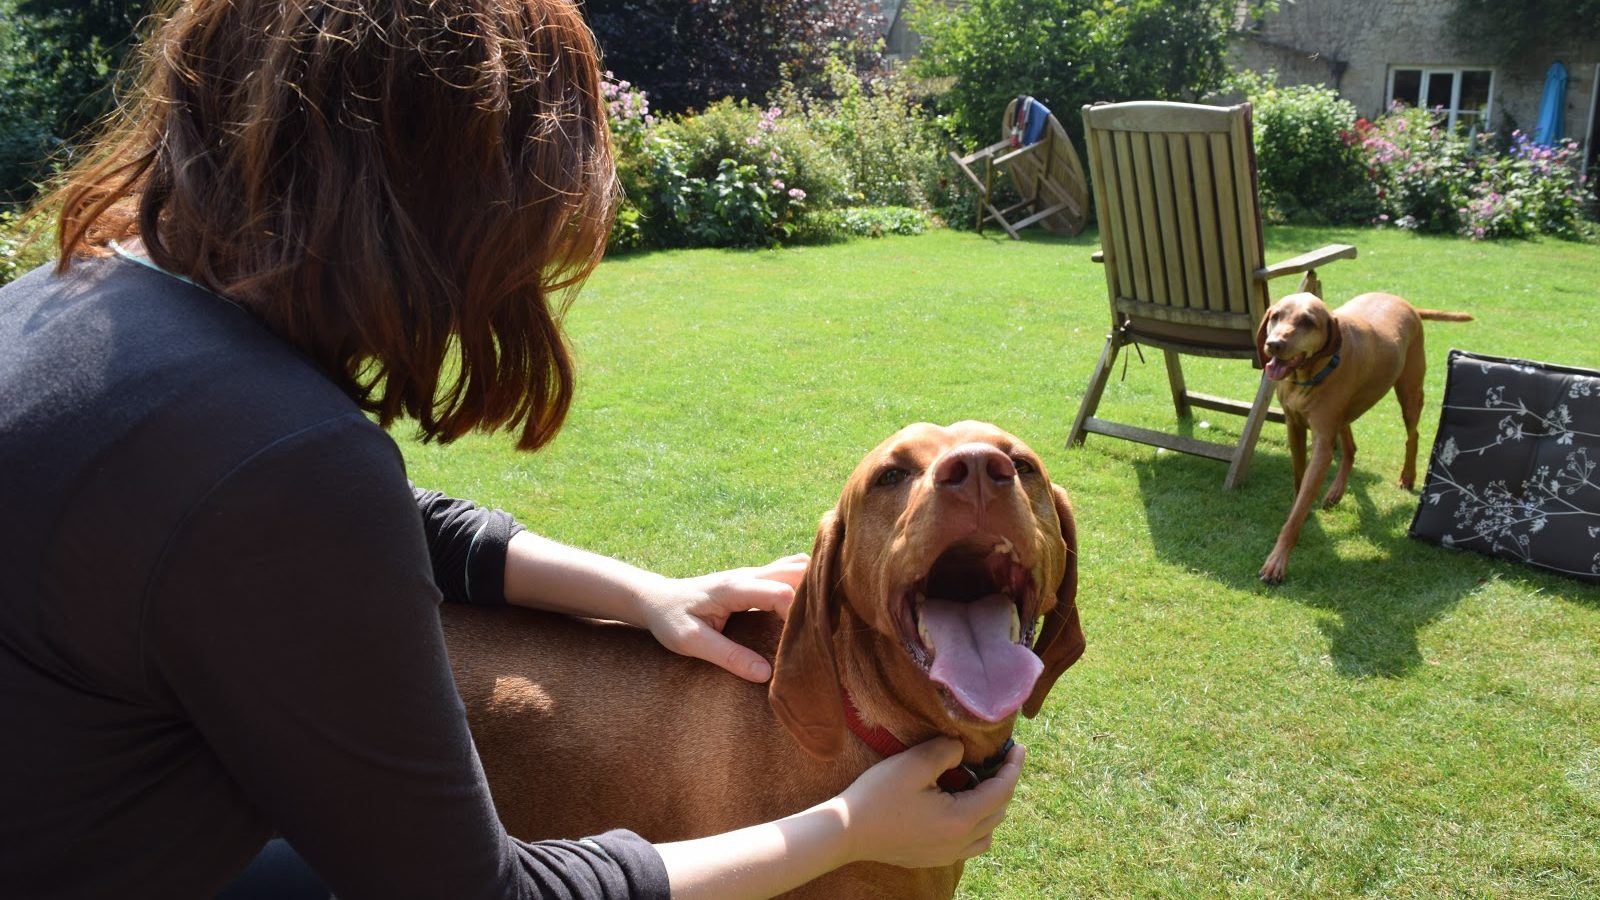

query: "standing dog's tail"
xmin=1415 ymin=309 xmax=1474 ymax=322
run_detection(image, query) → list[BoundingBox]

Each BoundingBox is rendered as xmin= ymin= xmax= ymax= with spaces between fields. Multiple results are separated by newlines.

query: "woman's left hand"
xmin=636 ymin=553 xmax=808 ymax=683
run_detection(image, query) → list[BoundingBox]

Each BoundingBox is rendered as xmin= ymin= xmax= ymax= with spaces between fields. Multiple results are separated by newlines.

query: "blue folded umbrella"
xmin=1533 ymin=61 xmax=1567 ymax=147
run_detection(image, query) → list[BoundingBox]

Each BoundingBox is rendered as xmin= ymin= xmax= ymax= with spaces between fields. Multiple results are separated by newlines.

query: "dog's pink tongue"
xmin=923 ymin=594 xmax=1042 ymax=723
xmin=1264 ymin=357 xmax=1296 ymax=381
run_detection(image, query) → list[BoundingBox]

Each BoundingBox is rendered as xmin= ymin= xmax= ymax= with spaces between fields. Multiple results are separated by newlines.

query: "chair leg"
xmin=979 ymin=158 xmax=993 ymax=234
xmin=1163 ymin=350 xmax=1191 ymax=419
xmin=1224 ymin=372 xmax=1277 ymax=489
xmin=1068 ymin=334 xmax=1120 ymax=448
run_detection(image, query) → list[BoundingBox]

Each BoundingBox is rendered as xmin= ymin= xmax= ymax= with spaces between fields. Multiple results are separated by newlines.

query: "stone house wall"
xmin=1231 ymin=0 xmax=1599 ymax=168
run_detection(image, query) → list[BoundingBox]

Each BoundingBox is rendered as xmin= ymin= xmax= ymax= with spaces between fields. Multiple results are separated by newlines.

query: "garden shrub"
xmin=0 ymin=210 xmax=51 ymax=286
xmin=606 ymin=85 xmax=850 ymax=250
xmin=773 ymin=59 xmax=950 ymax=211
xmin=790 ymin=205 xmax=929 ymax=243
xmin=1357 ymin=106 xmax=1592 ymax=240
xmin=1239 ymin=72 xmax=1376 ymax=224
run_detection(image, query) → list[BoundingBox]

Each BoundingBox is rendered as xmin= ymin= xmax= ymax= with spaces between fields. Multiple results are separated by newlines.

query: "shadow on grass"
xmin=967 ymin=226 xmax=1103 ymax=251
xmin=1130 ymin=448 xmax=1489 ymax=678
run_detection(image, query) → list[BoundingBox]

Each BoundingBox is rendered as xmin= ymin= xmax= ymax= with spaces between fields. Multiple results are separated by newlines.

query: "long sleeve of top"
xmin=0 ymin=257 xmax=670 ymax=900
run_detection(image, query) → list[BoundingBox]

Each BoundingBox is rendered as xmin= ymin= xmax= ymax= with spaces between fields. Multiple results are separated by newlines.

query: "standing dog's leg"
xmin=1261 ymin=431 xmax=1336 ymax=584
xmin=1395 ymin=338 xmax=1427 ymax=490
xmin=1286 ymin=418 xmax=1308 ymax=495
xmin=1322 ymin=425 xmax=1356 ymax=507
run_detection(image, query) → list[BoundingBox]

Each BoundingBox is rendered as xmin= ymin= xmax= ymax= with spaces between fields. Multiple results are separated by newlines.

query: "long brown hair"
xmin=45 ymin=0 xmax=617 ymax=449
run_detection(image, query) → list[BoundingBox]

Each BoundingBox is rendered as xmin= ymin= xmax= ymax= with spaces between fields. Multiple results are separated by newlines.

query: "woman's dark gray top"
xmin=0 ymin=257 xmax=669 ymax=899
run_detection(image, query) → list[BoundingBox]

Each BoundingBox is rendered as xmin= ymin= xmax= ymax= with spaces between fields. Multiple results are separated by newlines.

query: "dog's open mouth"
xmin=1264 ymin=353 xmax=1306 ymax=382
xmin=894 ymin=535 xmax=1043 ymax=723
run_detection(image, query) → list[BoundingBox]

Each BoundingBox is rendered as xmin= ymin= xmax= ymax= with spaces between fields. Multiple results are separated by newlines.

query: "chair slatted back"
xmin=1082 ymin=102 xmax=1268 ymax=336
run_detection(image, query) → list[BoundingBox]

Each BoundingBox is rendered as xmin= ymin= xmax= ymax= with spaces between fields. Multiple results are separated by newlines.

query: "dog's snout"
xmin=934 ymin=443 xmax=1016 ymax=492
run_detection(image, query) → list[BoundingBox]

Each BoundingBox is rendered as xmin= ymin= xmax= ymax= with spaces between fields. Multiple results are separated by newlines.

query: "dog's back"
xmin=442 ymin=606 xmax=859 ymax=840
xmin=442 ymin=604 xmax=961 ymax=898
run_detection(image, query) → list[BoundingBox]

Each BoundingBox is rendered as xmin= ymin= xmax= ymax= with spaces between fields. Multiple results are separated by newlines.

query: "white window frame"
xmin=1386 ymin=66 xmax=1496 ymax=134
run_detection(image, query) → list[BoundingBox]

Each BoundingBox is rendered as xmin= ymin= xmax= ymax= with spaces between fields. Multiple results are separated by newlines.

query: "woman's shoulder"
xmin=1 ymin=254 xmax=400 ymax=506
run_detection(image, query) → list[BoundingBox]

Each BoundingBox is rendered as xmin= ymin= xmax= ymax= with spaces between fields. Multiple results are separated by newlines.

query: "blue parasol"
xmin=1533 ymin=61 xmax=1568 ymax=146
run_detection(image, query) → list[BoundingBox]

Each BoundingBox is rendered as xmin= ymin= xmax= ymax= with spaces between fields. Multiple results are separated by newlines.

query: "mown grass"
xmin=399 ymin=226 xmax=1600 ymax=898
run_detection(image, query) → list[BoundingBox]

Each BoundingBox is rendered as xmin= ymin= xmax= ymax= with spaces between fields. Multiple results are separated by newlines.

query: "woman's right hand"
xmin=653 ymin=737 xmax=1025 ymax=899
xmin=833 ymin=737 xmax=1025 ymax=869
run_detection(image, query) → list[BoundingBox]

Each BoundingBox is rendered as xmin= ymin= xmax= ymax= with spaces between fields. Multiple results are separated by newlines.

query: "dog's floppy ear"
xmin=769 ymin=509 xmax=847 ymax=758
xmin=1255 ymin=310 xmax=1273 ymax=368
xmin=1319 ymin=306 xmax=1344 ymax=360
xmin=1022 ymin=484 xmax=1085 ymax=718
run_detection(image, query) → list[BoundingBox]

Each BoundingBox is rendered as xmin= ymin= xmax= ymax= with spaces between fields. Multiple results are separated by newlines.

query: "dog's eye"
xmin=874 ymin=467 xmax=909 ymax=488
xmin=1296 ymin=313 xmax=1316 ymax=328
xmin=1013 ymin=458 xmax=1036 ymax=475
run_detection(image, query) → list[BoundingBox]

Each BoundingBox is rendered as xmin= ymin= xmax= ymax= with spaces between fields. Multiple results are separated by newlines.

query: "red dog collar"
xmin=839 ymin=687 xmax=1014 ymax=793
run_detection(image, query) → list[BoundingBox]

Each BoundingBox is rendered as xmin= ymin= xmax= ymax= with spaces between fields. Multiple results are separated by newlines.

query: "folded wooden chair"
xmin=1066 ymin=101 xmax=1357 ymax=488
xmin=949 ymin=96 xmax=1089 ymax=239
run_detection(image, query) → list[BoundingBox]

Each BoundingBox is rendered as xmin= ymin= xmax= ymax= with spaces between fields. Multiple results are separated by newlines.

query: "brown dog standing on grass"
xmin=443 ymin=421 xmax=1085 ymax=898
xmin=1255 ymin=290 xmax=1472 ymax=583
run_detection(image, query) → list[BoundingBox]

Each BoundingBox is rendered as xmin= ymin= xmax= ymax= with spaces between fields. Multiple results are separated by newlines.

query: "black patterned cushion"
xmin=1409 ymin=350 xmax=1600 ymax=583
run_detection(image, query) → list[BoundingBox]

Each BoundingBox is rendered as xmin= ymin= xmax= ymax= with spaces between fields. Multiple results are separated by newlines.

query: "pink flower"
xmin=787 ymin=188 xmax=806 ymax=201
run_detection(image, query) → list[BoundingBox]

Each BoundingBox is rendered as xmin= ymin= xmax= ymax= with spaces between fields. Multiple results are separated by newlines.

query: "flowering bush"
xmin=604 ymin=74 xmax=659 ymax=252
xmin=602 ymin=70 xmax=854 ymax=250
xmin=1461 ymin=132 xmax=1590 ymax=240
xmin=1357 ymin=104 xmax=1592 ymax=240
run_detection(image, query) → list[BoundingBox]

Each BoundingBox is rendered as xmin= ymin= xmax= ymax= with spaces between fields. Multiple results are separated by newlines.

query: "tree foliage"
xmin=0 ymin=0 xmax=149 ymax=204
xmin=582 ymin=0 xmax=885 ymax=114
xmin=1450 ymin=0 xmax=1600 ymax=64
xmin=909 ymin=0 xmax=1238 ymax=150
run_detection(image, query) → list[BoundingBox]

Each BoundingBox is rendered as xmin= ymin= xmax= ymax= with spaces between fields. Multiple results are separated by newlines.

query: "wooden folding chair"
xmin=949 ymin=97 xmax=1089 ymax=239
xmin=1066 ymin=101 xmax=1357 ymax=488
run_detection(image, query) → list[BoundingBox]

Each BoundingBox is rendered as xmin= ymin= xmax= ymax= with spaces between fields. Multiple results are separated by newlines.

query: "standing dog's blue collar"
xmin=1294 ymin=353 xmax=1340 ymax=387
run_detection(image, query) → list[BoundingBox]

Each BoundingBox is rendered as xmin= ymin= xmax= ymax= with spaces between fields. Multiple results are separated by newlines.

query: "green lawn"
xmin=400 ymin=226 xmax=1600 ymax=898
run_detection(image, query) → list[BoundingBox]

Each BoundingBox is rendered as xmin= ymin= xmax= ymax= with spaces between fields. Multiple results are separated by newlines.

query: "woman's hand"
xmin=502 ymin=532 xmax=806 ymax=682
xmin=633 ymin=553 xmax=808 ymax=683
xmin=655 ymin=737 xmax=1026 ymax=899
xmin=833 ymin=737 xmax=1025 ymax=868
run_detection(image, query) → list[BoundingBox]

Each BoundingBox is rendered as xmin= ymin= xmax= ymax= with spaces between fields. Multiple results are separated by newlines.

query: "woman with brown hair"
xmin=0 ymin=1 xmax=1023 ymax=898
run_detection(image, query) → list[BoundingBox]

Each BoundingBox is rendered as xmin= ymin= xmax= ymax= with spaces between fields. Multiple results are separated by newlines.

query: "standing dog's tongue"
xmin=923 ymin=594 xmax=1042 ymax=722
xmin=1264 ymin=355 xmax=1300 ymax=381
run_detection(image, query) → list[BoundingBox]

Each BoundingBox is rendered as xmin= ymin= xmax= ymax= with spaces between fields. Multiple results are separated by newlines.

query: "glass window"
xmin=1426 ymin=72 xmax=1456 ymax=112
xmin=1391 ymin=69 xmax=1422 ymax=107
xmin=1387 ymin=67 xmax=1494 ymax=133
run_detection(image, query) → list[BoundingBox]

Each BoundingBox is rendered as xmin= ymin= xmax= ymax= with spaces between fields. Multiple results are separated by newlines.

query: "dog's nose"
xmin=934 ymin=443 xmax=1016 ymax=500
xmin=1265 ymin=337 xmax=1286 ymax=354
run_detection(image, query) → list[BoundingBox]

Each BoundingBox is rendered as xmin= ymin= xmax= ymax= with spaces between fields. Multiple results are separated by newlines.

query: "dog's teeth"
xmin=918 ymin=616 xmax=933 ymax=649
xmin=994 ymin=538 xmax=1013 ymax=556
xmin=1009 ymin=604 xmax=1022 ymax=642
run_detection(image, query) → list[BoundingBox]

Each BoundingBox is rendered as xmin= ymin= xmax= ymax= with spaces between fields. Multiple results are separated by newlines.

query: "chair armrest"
xmin=1253 ymin=243 xmax=1357 ymax=281
xmin=1091 ymin=250 xmax=1105 ymax=264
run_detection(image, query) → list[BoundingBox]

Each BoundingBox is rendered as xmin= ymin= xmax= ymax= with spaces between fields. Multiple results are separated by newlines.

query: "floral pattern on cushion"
xmin=1409 ymin=349 xmax=1600 ymax=583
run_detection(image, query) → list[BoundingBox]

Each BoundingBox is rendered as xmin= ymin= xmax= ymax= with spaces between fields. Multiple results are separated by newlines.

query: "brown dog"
xmin=442 ymin=421 xmax=1085 ymax=898
xmin=1255 ymin=291 xmax=1471 ymax=583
